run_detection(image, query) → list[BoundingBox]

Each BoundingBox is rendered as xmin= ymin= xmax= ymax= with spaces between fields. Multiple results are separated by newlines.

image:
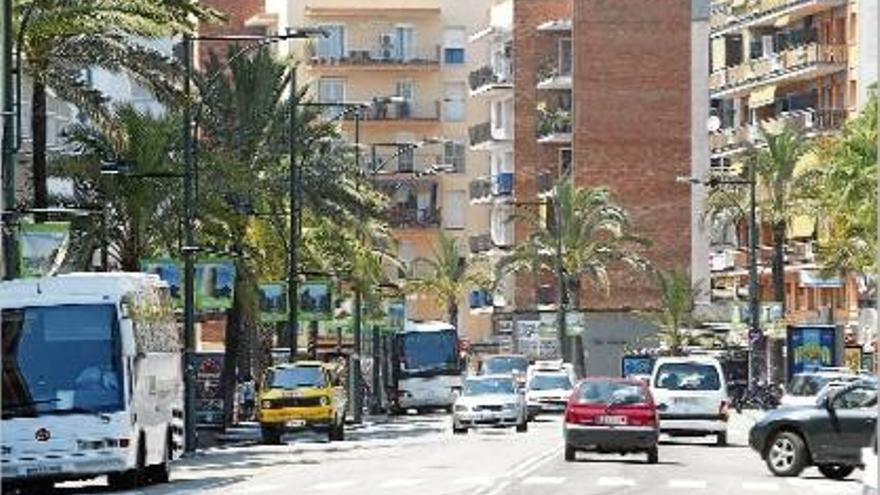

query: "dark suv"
xmin=749 ymin=379 xmax=877 ymax=479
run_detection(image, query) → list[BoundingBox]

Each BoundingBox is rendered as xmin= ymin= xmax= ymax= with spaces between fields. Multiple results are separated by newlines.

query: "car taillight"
xmin=565 ymin=407 xmax=593 ymax=425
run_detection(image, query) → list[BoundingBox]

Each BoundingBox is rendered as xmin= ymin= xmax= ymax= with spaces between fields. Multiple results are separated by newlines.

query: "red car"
xmin=563 ymin=377 xmax=660 ymax=463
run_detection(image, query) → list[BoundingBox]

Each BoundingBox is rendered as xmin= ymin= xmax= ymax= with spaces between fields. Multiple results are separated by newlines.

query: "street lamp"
xmin=678 ymin=161 xmax=761 ymax=386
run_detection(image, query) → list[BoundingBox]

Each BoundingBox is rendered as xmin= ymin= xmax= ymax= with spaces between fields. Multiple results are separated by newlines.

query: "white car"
xmin=526 ymin=371 xmax=573 ymax=419
xmin=780 ymin=371 xmax=858 ymax=408
xmin=650 ymin=356 xmax=729 ymax=445
xmin=452 ymin=375 xmax=528 ymax=434
xmin=862 ymin=444 xmax=877 ymax=495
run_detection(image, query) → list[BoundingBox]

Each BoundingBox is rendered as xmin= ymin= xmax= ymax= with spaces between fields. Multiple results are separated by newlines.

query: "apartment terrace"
xmin=709 ymin=107 xmax=847 ymax=156
xmin=306 ymin=43 xmax=441 ymax=72
xmin=709 ymin=43 xmax=846 ymax=98
xmin=710 ymin=0 xmax=847 ymax=38
xmin=469 ymin=121 xmax=513 ymax=150
xmin=469 ymin=64 xmax=514 ymax=96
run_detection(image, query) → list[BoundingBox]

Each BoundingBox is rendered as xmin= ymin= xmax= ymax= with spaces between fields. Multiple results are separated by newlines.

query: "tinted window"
xmin=484 ymin=356 xmax=528 ymax=375
xmin=529 ymin=374 xmax=572 ymax=391
xmin=267 ymin=367 xmax=325 ymax=389
xmin=788 ymin=374 xmax=831 ymax=396
xmin=401 ymin=330 xmax=458 ymax=373
xmin=833 ymin=385 xmax=878 ymax=409
xmin=578 ymin=381 xmax=646 ymax=405
xmin=654 ymin=362 xmax=721 ymax=391
xmin=464 ymin=378 xmax=515 ymax=396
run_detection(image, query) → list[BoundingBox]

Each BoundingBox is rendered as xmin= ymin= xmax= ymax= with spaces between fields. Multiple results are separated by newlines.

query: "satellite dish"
xmin=707 ymin=115 xmax=722 ymax=133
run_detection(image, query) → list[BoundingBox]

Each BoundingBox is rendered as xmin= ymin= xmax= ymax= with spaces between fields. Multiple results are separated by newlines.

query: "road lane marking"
xmin=380 ymin=478 xmax=424 ymax=488
xmin=522 ymin=476 xmax=566 ymax=486
xmin=313 ymin=480 xmax=357 ymax=491
xmin=478 ymin=445 xmax=563 ymax=495
xmin=597 ymin=477 xmax=636 ymax=487
xmin=742 ymin=481 xmax=780 ymax=492
xmin=668 ymin=479 xmax=708 ymax=489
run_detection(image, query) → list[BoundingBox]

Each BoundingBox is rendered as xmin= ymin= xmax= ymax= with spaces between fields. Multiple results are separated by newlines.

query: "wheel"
xmin=818 ymin=464 xmax=855 ymax=480
xmin=328 ymin=421 xmax=345 ymax=442
xmin=764 ymin=431 xmax=808 ymax=477
xmin=647 ymin=446 xmax=659 ymax=464
xmin=716 ymin=431 xmax=728 ymax=447
xmin=108 ymin=435 xmax=146 ymax=489
xmin=564 ymin=443 xmax=576 ymax=462
xmin=146 ymin=432 xmax=172 ymax=484
xmin=20 ymin=481 xmax=55 ymax=494
xmin=452 ymin=422 xmax=468 ymax=435
xmin=516 ymin=419 xmax=528 ymax=433
xmin=260 ymin=425 xmax=283 ymax=445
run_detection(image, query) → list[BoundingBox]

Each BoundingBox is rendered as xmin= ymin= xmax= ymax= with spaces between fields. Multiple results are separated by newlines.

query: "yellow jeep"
xmin=258 ymin=361 xmax=347 ymax=443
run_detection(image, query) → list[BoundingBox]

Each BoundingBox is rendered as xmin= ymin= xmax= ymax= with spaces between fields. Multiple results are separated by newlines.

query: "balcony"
xmin=371 ymin=149 xmax=445 ymax=174
xmin=342 ymin=99 xmax=441 ymax=124
xmin=536 ymin=60 xmax=572 ymax=90
xmin=710 ymin=108 xmax=847 ymax=156
xmin=537 ymin=108 xmax=572 ymax=144
xmin=710 ymin=0 xmax=847 ymax=38
xmin=491 ymin=203 xmax=514 ymax=248
xmin=386 ymin=204 xmax=441 ymax=229
xmin=307 ymin=44 xmax=441 ymax=71
xmin=468 ymin=64 xmax=513 ymax=96
xmin=470 ymin=178 xmax=493 ymax=202
xmin=709 ymin=43 xmax=846 ymax=99
xmin=537 ymin=18 xmax=572 ymax=32
xmin=494 ymin=172 xmax=514 ymax=197
xmin=469 ymin=121 xmax=512 ymax=150
xmin=469 ymin=234 xmax=494 ymax=254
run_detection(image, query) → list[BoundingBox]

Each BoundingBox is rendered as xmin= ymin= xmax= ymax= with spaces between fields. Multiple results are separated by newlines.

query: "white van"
xmin=649 ymin=356 xmax=729 ymax=445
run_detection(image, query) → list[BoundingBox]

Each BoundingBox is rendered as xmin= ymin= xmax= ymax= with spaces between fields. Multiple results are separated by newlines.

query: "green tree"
xmin=51 ymin=105 xmax=182 ymax=270
xmin=643 ymin=270 xmax=700 ymax=355
xmin=16 ymin=0 xmax=217 ymax=216
xmin=501 ymin=178 xmax=648 ymax=375
xmin=406 ymin=232 xmax=490 ymax=328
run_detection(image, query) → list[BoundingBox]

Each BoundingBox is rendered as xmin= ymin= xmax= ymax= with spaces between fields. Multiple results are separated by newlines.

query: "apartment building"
xmin=707 ymin=0 xmax=877 ymax=332
xmin=258 ymin=0 xmax=495 ymax=342
xmin=479 ymin=0 xmax=710 ymax=373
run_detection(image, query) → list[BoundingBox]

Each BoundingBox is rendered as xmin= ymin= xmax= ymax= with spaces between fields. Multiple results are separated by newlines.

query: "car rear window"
xmin=577 ymin=381 xmax=646 ymax=405
xmin=654 ymin=362 xmax=720 ymax=391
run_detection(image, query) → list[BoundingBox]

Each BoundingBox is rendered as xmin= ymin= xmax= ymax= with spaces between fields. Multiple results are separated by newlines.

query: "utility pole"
xmin=747 ymin=158 xmax=762 ymax=386
xmin=287 ymin=65 xmax=300 ymax=363
xmin=351 ymin=108 xmax=364 ymax=423
xmin=181 ymin=34 xmax=197 ymax=454
xmin=1 ymin=0 xmax=18 ymax=280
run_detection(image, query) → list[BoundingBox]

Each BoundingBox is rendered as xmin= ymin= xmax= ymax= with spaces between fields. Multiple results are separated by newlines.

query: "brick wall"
xmin=512 ymin=0 xmax=572 ymax=309
xmin=197 ymin=0 xmax=267 ymax=68
xmin=572 ymin=0 xmax=694 ymax=311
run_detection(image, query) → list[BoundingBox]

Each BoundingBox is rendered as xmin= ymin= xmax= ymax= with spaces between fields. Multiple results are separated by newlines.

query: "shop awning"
xmin=748 ymin=85 xmax=777 ymax=108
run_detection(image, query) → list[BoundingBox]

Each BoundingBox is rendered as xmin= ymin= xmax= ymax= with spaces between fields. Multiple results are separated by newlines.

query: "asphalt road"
xmin=53 ymin=412 xmax=864 ymax=495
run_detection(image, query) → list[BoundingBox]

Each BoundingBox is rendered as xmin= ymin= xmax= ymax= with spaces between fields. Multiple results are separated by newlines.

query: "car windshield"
xmin=788 ymin=374 xmax=853 ymax=396
xmin=484 ymin=356 xmax=528 ymax=375
xmin=529 ymin=374 xmax=572 ymax=391
xmin=464 ymin=378 xmax=516 ymax=396
xmin=654 ymin=362 xmax=721 ymax=391
xmin=2 ymin=304 xmax=124 ymax=418
xmin=267 ymin=366 xmax=326 ymax=389
xmin=578 ymin=381 xmax=646 ymax=405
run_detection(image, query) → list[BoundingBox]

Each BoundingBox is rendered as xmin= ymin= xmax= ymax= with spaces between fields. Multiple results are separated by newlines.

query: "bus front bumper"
xmin=2 ymin=450 xmax=130 ymax=482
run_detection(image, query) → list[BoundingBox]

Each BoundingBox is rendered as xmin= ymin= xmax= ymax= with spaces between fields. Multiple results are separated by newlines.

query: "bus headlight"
xmin=320 ymin=396 xmax=329 ymax=406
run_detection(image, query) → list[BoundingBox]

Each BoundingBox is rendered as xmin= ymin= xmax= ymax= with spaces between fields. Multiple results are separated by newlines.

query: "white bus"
xmin=1 ymin=273 xmax=184 ymax=492
xmin=389 ymin=321 xmax=464 ymax=414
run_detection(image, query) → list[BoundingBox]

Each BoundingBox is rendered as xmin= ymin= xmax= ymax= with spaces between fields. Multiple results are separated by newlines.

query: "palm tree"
xmin=406 ymin=232 xmax=490 ymax=328
xmin=16 ymin=0 xmax=217 ymax=215
xmin=501 ymin=178 xmax=648 ymax=375
xmin=644 ymin=270 xmax=700 ymax=355
xmin=52 ymin=104 xmax=182 ymax=270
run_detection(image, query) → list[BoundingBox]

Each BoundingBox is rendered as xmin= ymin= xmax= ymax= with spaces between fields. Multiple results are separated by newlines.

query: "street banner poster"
xmin=140 ymin=258 xmax=182 ymax=303
xmin=18 ymin=222 xmax=70 ymax=277
xmin=386 ymin=299 xmax=406 ymax=333
xmin=258 ymin=282 xmax=287 ymax=323
xmin=787 ymin=325 xmax=836 ymax=376
xmin=621 ymin=355 xmax=654 ymax=378
xmin=844 ymin=346 xmax=863 ymax=374
xmin=299 ymin=279 xmax=333 ymax=321
xmin=193 ymin=352 xmax=225 ymax=427
xmin=196 ymin=259 xmax=236 ymax=310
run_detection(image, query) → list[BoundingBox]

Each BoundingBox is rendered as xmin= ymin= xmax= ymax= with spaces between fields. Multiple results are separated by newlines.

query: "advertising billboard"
xmin=140 ymin=258 xmax=182 ymax=303
xmin=193 ymin=352 xmax=225 ymax=427
xmin=258 ymin=282 xmax=287 ymax=323
xmin=786 ymin=325 xmax=837 ymax=377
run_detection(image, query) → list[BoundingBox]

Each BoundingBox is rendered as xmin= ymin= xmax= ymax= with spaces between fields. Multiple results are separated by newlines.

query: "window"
xmin=317 ymin=78 xmax=345 ymax=118
xmin=578 ymin=381 xmax=647 ymax=405
xmin=559 ymin=38 xmax=572 ymax=76
xmin=833 ymin=385 xmax=877 ymax=409
xmin=559 ymin=148 xmax=572 ymax=175
xmin=394 ymin=25 xmax=414 ymax=61
xmin=653 ymin=362 xmax=721 ymax=391
xmin=444 ymin=82 xmax=466 ymax=122
xmin=444 ymin=141 xmax=466 ymax=172
xmin=316 ymin=25 xmax=345 ymax=58
xmin=443 ymin=190 xmax=466 ymax=229
xmin=395 ymin=79 xmax=414 ymax=119
xmin=444 ymin=27 xmax=466 ymax=64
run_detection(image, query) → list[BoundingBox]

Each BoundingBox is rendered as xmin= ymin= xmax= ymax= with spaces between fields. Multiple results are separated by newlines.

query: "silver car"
xmin=452 ymin=375 xmax=528 ymax=434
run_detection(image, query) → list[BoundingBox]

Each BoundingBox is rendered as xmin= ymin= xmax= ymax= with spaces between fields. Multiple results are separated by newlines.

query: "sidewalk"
xmin=210 ymin=414 xmax=399 ymax=444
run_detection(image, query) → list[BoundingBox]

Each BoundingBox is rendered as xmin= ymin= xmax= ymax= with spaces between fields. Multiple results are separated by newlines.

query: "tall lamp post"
xmin=180 ymin=28 xmax=323 ymax=453
xmin=1 ymin=0 xmax=17 ymax=280
xmin=678 ymin=164 xmax=760 ymax=385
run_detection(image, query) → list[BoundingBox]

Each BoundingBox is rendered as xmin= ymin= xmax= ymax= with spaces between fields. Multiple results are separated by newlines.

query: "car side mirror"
xmin=657 ymin=403 xmax=668 ymax=412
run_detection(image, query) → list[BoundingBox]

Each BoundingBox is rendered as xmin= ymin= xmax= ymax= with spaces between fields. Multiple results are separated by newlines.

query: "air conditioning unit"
xmin=380 ymin=33 xmax=395 ymax=60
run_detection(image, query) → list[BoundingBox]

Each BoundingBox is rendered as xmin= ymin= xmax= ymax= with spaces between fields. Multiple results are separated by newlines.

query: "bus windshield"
xmin=2 ymin=304 xmax=124 ymax=419
xmin=400 ymin=330 xmax=458 ymax=375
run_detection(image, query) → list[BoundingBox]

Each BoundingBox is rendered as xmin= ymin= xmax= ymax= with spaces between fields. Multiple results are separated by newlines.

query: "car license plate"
xmin=285 ymin=420 xmax=306 ymax=428
xmin=673 ymin=397 xmax=700 ymax=404
xmin=596 ymin=415 xmax=627 ymax=426
xmin=26 ymin=465 xmax=62 ymax=476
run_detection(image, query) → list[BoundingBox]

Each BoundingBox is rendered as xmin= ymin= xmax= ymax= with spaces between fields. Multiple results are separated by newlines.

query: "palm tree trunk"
xmin=222 ymin=257 xmax=256 ymax=428
xmin=447 ymin=298 xmax=458 ymax=330
xmin=771 ymin=220 xmax=786 ymax=309
xmin=31 ymin=81 xmax=48 ymax=221
xmin=570 ymin=282 xmax=585 ymax=378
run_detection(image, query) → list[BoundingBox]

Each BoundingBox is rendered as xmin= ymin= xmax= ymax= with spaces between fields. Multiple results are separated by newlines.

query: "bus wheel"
xmin=147 ymin=431 xmax=173 ymax=484
xmin=109 ymin=435 xmax=146 ymax=489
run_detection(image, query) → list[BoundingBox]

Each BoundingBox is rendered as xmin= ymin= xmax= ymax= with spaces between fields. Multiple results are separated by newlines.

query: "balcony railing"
xmin=710 ymin=0 xmax=846 ymax=36
xmin=537 ymin=109 xmax=572 ymax=142
xmin=494 ymin=172 xmax=514 ymax=196
xmin=345 ymin=100 xmax=441 ymax=121
xmin=470 ymin=178 xmax=493 ymax=201
xmin=468 ymin=64 xmax=513 ymax=93
xmin=386 ymin=205 xmax=441 ymax=228
xmin=469 ymin=121 xmax=514 ymax=147
xmin=307 ymin=43 xmax=441 ymax=67
xmin=709 ymin=43 xmax=846 ymax=97
xmin=710 ymin=108 xmax=847 ymax=154
xmin=469 ymin=234 xmax=494 ymax=254
xmin=372 ymin=150 xmax=445 ymax=174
